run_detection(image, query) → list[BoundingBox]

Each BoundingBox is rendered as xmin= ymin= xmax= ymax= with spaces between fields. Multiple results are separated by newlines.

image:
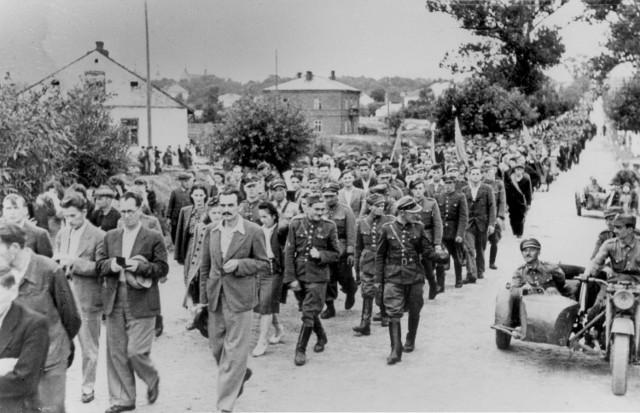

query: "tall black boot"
xmin=436 ymin=267 xmax=445 ymax=293
xmin=353 ymin=297 xmax=373 ymax=336
xmin=320 ymin=301 xmax=336 ymax=319
xmin=403 ymin=313 xmax=420 ymax=353
xmin=386 ymin=320 xmax=403 ymax=365
xmin=294 ymin=325 xmax=313 ymax=366
xmin=312 ymin=316 xmax=328 ymax=353
xmin=381 ymin=304 xmax=390 ymax=327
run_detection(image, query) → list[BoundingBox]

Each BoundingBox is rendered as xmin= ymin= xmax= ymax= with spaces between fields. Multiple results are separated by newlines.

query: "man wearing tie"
xmin=199 ymin=188 xmax=269 ymax=412
xmin=54 ymin=194 xmax=105 ymax=404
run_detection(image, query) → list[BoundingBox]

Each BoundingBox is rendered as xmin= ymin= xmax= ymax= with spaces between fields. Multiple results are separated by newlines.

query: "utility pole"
xmin=145 ymin=0 xmax=152 ymax=147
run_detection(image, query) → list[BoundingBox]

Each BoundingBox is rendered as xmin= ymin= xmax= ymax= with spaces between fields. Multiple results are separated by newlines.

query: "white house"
xmin=359 ymin=92 xmax=374 ymax=106
xmin=163 ymin=82 xmax=189 ymax=102
xmin=375 ymin=103 xmax=403 ymax=118
xmin=24 ymin=41 xmax=191 ymax=150
xmin=218 ymin=93 xmax=242 ymax=108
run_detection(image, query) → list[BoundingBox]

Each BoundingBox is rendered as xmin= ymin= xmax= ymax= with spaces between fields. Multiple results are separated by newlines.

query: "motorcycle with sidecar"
xmin=491 ymin=264 xmax=640 ymax=396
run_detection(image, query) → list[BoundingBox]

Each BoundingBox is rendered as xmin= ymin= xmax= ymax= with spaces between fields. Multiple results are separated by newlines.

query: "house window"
xmin=130 ymin=81 xmax=139 ymax=89
xmin=84 ymin=70 xmax=105 ymax=93
xmin=313 ymin=98 xmax=322 ymax=110
xmin=314 ymin=120 xmax=322 ymax=132
xmin=121 ymin=118 xmax=139 ymax=145
xmin=51 ymin=79 xmax=60 ymax=86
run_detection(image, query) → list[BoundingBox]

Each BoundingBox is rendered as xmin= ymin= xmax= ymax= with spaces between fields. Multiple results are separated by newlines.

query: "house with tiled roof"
xmin=263 ymin=71 xmax=360 ymax=135
xmin=24 ymin=41 xmax=191 ymax=149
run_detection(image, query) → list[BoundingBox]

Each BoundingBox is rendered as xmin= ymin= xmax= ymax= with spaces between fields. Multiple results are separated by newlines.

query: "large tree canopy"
xmin=212 ymin=96 xmax=314 ymax=172
xmin=426 ymin=0 xmax=567 ymax=95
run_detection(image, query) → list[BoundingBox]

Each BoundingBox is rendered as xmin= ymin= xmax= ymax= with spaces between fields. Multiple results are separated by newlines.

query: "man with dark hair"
xmin=354 ymin=160 xmax=377 ymax=192
xmin=97 ymin=191 xmax=169 ymax=413
xmin=0 ymin=271 xmax=50 ymax=413
xmin=0 ymin=222 xmax=81 ymax=413
xmin=168 ymin=173 xmax=194 ymax=243
xmin=199 ymin=187 xmax=269 ymax=411
xmin=2 ymin=194 xmax=53 ymax=258
xmin=284 ymin=193 xmax=340 ymax=366
xmin=55 ymin=194 xmax=106 ymax=404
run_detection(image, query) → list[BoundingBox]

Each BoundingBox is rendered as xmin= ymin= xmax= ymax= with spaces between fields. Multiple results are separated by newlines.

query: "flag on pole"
xmin=430 ymin=122 xmax=436 ymax=163
xmin=522 ymin=121 xmax=533 ymax=146
xmin=390 ymin=130 xmax=402 ymax=162
xmin=454 ymin=116 xmax=468 ymax=166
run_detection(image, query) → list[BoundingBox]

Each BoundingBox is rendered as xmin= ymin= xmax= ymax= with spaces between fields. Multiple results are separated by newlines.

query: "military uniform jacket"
xmin=590 ymin=235 xmax=640 ymax=274
xmin=355 ymin=214 xmax=395 ymax=275
xmin=591 ymin=229 xmax=615 ymax=259
xmin=324 ymin=202 xmax=356 ymax=256
xmin=374 ymin=220 xmax=433 ymax=285
xmin=239 ymin=198 xmax=261 ymax=224
xmin=511 ymin=260 xmax=565 ymax=292
xmin=415 ymin=197 xmax=443 ymax=246
xmin=284 ymin=216 xmax=340 ymax=284
xmin=462 ymin=183 xmax=496 ymax=232
xmin=435 ymin=191 xmax=468 ymax=241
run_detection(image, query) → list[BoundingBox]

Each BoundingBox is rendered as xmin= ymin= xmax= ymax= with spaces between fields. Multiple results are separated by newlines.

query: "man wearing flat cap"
xmin=375 ymin=195 xmax=435 ymax=364
xmin=591 ymin=207 xmax=623 ymax=259
xmin=168 ymin=172 xmax=194 ymax=243
xmin=320 ymin=182 xmax=357 ymax=319
xmin=239 ymin=176 xmax=262 ymax=224
xmin=353 ymin=193 xmax=395 ymax=336
xmin=90 ymin=186 xmax=121 ymax=232
xmin=284 ymin=193 xmax=340 ymax=366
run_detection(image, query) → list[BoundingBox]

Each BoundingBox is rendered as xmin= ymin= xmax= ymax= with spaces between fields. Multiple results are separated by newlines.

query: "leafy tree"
xmin=583 ymin=1 xmax=640 ymax=80
xmin=433 ymin=78 xmax=537 ymax=141
xmin=370 ymin=88 xmax=386 ymax=102
xmin=426 ymin=0 xmax=566 ymax=95
xmin=404 ymin=88 xmax=436 ymax=119
xmin=212 ymin=96 xmax=314 ymax=172
xmin=201 ymin=86 xmax=221 ymax=123
xmin=604 ymin=75 xmax=640 ymax=132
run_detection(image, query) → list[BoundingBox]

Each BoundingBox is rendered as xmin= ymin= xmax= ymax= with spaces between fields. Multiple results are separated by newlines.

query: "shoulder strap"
xmin=388 ymin=224 xmax=408 ymax=253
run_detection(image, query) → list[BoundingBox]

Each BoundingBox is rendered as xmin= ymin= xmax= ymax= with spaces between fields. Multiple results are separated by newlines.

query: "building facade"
xmin=25 ymin=41 xmax=191 ymax=150
xmin=264 ymin=71 xmax=360 ymax=135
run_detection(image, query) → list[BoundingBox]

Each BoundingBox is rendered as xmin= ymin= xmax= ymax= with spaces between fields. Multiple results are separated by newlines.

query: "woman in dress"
xmin=174 ymin=183 xmax=209 ymax=325
xmin=252 ymin=202 xmax=288 ymax=356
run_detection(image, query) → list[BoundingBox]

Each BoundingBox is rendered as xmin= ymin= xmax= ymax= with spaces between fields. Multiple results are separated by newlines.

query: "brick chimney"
xmin=330 ymin=70 xmax=335 ymax=80
xmin=297 ymin=72 xmax=302 ymax=79
xmin=305 ymin=71 xmax=313 ymax=81
xmin=95 ymin=41 xmax=109 ymax=57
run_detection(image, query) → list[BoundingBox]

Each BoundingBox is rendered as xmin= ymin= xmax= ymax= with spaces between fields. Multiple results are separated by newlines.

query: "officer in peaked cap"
xmin=591 ymin=207 xmax=624 ymax=259
xmin=353 ymin=192 xmax=395 ymax=335
xmin=375 ymin=165 xmax=403 ymax=200
xmin=374 ymin=195 xmax=434 ymax=364
xmin=238 ymin=176 xmax=261 ymax=224
xmin=319 ymin=181 xmax=357 ymax=319
xmin=284 ymin=192 xmax=340 ymax=367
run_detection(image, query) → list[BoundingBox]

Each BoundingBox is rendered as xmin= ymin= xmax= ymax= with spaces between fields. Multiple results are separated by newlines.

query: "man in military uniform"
xmin=375 ymin=196 xmax=435 ymax=365
xmin=425 ymin=164 xmax=445 ymax=198
xmin=435 ymin=173 xmax=469 ymax=289
xmin=167 ymin=172 xmax=193 ymax=243
xmin=610 ymin=161 xmax=640 ymax=188
xmin=376 ymin=165 xmax=403 ymax=200
xmin=269 ymin=179 xmax=300 ymax=224
xmin=238 ymin=176 xmax=262 ymax=224
xmin=408 ymin=178 xmax=443 ymax=299
xmin=353 ymin=193 xmax=395 ymax=336
xmin=483 ymin=163 xmax=506 ymax=270
xmin=284 ymin=194 xmax=340 ymax=366
xmin=591 ymin=207 xmax=623 ymax=259
xmin=319 ymin=183 xmax=357 ymax=319
xmin=502 ymin=238 xmax=567 ymax=328
xmin=586 ymin=214 xmax=640 ymax=280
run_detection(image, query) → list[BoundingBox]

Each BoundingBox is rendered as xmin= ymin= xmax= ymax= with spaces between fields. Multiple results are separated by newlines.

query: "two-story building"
xmin=24 ymin=41 xmax=191 ymax=149
xmin=263 ymin=71 xmax=360 ymax=135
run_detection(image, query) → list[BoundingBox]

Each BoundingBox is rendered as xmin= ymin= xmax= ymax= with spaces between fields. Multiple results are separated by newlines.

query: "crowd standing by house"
xmin=0 ymin=108 xmax=597 ymax=413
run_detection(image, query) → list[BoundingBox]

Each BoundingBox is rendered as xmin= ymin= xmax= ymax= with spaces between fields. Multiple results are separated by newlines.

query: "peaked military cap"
xmin=396 ymin=196 xmax=422 ymax=213
xmin=520 ymin=238 xmax=541 ymax=250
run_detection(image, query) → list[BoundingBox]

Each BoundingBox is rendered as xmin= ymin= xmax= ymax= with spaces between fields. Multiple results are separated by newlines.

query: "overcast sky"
xmin=0 ymin=0 xmax=608 ymax=85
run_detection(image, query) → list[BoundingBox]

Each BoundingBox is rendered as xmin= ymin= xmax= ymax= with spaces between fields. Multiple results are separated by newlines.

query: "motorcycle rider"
xmin=610 ymin=161 xmax=640 ymax=188
xmin=591 ymin=207 xmax=623 ymax=259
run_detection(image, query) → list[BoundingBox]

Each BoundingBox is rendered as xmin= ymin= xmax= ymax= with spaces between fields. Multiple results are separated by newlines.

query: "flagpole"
xmin=145 ymin=0 xmax=152 ymax=147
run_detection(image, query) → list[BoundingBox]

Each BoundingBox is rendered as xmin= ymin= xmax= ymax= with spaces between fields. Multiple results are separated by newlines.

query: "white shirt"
xmin=122 ymin=223 xmax=142 ymax=259
xmin=469 ymin=184 xmax=480 ymax=201
xmin=342 ymin=187 xmax=353 ymax=207
xmin=261 ymin=224 xmax=276 ymax=258
xmin=216 ymin=217 xmax=246 ymax=258
xmin=67 ymin=221 xmax=88 ymax=257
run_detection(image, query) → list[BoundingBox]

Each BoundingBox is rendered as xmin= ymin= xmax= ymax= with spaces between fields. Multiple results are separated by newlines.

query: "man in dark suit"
xmin=0 ymin=271 xmax=50 ymax=413
xmin=55 ymin=194 xmax=106 ymax=404
xmin=461 ymin=166 xmax=496 ymax=283
xmin=2 ymin=193 xmax=53 ymax=257
xmin=168 ymin=172 xmax=194 ymax=243
xmin=90 ymin=186 xmax=121 ymax=232
xmin=482 ymin=163 xmax=507 ymax=270
xmin=0 ymin=223 xmax=81 ymax=413
xmin=199 ymin=188 xmax=269 ymax=412
xmin=97 ymin=192 xmax=169 ymax=413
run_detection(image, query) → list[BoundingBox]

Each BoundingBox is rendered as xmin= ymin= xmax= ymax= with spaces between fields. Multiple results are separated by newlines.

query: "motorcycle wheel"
xmin=610 ymin=333 xmax=630 ymax=396
xmin=496 ymin=330 xmax=511 ymax=350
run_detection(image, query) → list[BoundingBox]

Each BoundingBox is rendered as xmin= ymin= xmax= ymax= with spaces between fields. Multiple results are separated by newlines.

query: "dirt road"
xmin=68 ymin=133 xmax=640 ymax=412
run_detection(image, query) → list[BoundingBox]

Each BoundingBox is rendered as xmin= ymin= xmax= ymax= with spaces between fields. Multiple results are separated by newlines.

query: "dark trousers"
xmin=297 ymin=282 xmax=327 ymax=326
xmin=509 ymin=209 xmax=526 ymax=237
xmin=436 ymin=239 xmax=464 ymax=282
xmin=170 ymin=218 xmax=178 ymax=244
xmin=465 ymin=222 xmax=488 ymax=279
xmin=383 ymin=282 xmax=424 ymax=319
xmin=489 ymin=222 xmax=502 ymax=265
xmin=326 ymin=255 xmax=356 ymax=302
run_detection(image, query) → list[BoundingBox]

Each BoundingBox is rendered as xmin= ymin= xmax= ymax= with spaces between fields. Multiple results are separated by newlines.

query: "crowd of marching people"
xmin=0 ymin=108 xmax=597 ymax=413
